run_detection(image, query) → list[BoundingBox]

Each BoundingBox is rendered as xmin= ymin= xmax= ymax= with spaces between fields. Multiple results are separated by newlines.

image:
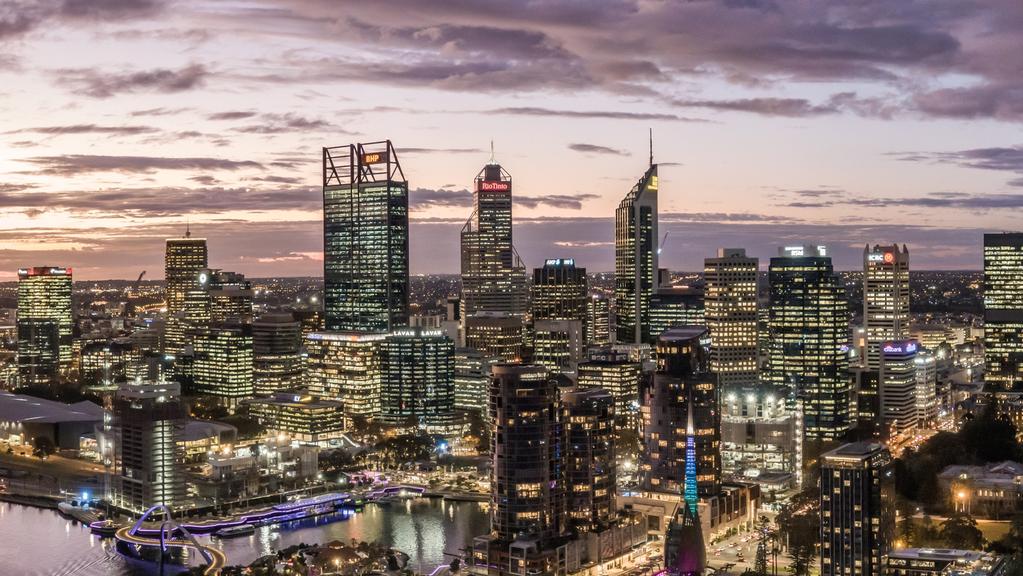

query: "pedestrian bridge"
xmin=114 ymin=504 xmax=226 ymax=576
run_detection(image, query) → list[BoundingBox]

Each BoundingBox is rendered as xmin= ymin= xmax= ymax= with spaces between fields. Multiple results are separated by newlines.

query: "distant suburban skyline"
xmin=1 ymin=0 xmax=1021 ymax=279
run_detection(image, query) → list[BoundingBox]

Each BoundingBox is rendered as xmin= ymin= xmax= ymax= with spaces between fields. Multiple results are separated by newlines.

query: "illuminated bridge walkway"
xmin=114 ymin=505 xmax=227 ymax=576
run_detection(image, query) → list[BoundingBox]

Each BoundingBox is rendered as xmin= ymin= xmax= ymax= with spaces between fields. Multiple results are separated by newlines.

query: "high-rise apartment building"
xmin=253 ymin=312 xmax=304 ymax=396
xmin=305 ymin=331 xmax=384 ymax=419
xmin=640 ymin=327 xmax=721 ymax=498
xmin=461 ymin=159 xmax=527 ymax=319
xmin=323 ymin=141 xmax=409 ymax=333
xmin=615 ymin=163 xmax=659 ymax=344
xmin=487 ymin=363 xmax=565 ymax=548
xmin=984 ymin=233 xmax=1023 ymax=391
xmin=164 ymin=232 xmax=208 ymax=355
xmin=379 ymin=328 xmax=456 ymax=429
xmin=109 ymin=381 xmax=187 ymax=512
xmin=863 ymin=245 xmax=910 ymax=371
xmin=561 ymin=387 xmax=616 ymax=532
xmin=820 ymin=442 xmax=894 ymax=576
xmin=704 ymin=249 xmax=759 ymax=390
xmin=879 ymin=340 xmax=919 ymax=437
xmin=17 ymin=266 xmax=73 ymax=386
xmin=767 ymin=245 xmax=851 ymax=442
xmin=532 ymin=259 xmax=588 ymax=337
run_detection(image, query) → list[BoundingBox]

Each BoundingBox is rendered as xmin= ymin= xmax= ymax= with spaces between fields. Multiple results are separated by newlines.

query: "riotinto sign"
xmin=478 ymin=180 xmax=510 ymax=192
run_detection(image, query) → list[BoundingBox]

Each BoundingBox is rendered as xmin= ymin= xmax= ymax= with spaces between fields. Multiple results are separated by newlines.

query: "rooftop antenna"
xmin=185 ymin=218 xmax=191 ymax=238
xmin=489 ymin=140 xmax=496 ymax=165
xmin=649 ymin=127 xmax=653 ymax=167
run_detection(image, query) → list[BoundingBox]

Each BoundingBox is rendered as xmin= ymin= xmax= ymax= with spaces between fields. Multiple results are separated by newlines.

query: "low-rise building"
xmin=938 ymin=461 xmax=1023 ymax=518
xmin=247 ymin=390 xmax=345 ymax=445
xmin=885 ymin=548 xmax=1003 ymax=576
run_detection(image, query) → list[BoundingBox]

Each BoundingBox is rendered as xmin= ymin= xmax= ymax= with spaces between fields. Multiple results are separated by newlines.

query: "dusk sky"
xmin=2 ymin=0 xmax=1022 ymax=279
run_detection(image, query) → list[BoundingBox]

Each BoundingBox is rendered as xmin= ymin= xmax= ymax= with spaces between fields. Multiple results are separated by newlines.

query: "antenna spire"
xmin=649 ymin=128 xmax=653 ymax=167
xmin=185 ymin=219 xmax=191 ymax=238
xmin=490 ymin=140 xmax=495 ymax=164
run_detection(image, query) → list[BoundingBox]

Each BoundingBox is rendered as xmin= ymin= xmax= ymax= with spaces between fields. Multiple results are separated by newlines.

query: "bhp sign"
xmin=479 ymin=180 xmax=510 ymax=192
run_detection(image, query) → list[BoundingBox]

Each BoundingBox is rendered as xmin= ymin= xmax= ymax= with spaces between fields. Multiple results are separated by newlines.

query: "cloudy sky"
xmin=1 ymin=0 xmax=1022 ymax=279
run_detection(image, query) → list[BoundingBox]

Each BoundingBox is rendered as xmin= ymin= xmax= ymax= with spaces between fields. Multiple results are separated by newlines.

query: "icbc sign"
xmin=478 ymin=180 xmax=510 ymax=192
xmin=361 ymin=152 xmax=388 ymax=165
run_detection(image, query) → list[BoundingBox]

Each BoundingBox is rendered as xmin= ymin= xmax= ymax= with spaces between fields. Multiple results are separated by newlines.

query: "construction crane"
xmin=657 ymin=231 xmax=670 ymax=255
xmin=125 ymin=270 xmax=146 ymax=316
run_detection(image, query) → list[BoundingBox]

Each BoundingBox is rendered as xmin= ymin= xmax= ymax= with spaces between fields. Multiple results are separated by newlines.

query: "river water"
xmin=0 ymin=498 xmax=490 ymax=575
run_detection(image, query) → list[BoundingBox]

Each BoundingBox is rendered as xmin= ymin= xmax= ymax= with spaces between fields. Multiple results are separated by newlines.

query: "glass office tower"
xmin=984 ymin=233 xmax=1023 ymax=391
xmin=615 ymin=163 xmax=658 ymax=344
xmin=323 ymin=141 xmax=409 ymax=333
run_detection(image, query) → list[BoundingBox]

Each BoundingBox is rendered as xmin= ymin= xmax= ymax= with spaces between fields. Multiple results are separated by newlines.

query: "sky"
xmin=1 ymin=0 xmax=1022 ymax=279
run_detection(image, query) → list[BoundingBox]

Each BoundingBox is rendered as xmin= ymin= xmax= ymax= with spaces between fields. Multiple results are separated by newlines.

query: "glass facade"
xmin=984 ymin=233 xmax=1023 ymax=391
xmin=305 ymin=331 xmax=385 ymax=418
xmin=323 ymin=142 xmax=409 ymax=333
xmin=615 ymin=164 xmax=658 ymax=344
xmin=531 ymin=259 xmax=587 ymax=339
xmin=460 ymin=162 xmax=527 ymax=318
xmin=379 ymin=328 xmax=456 ymax=429
xmin=767 ymin=245 xmax=851 ymax=442
xmin=16 ymin=266 xmax=72 ymax=386
xmin=164 ymin=236 xmax=208 ymax=355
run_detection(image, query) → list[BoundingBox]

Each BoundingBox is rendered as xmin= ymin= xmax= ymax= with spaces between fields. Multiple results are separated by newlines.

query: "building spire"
xmin=489 ymin=140 xmax=496 ymax=165
xmin=185 ymin=219 xmax=191 ymax=238
xmin=683 ymin=386 xmax=698 ymax=514
xmin=649 ymin=128 xmax=653 ymax=167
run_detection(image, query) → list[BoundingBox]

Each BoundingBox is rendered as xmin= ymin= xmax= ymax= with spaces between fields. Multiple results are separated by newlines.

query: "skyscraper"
xmin=820 ymin=442 xmax=894 ymax=576
xmin=323 ymin=141 xmax=409 ymax=333
xmin=863 ymin=244 xmax=910 ymax=371
xmin=305 ymin=331 xmax=385 ymax=418
xmin=984 ymin=233 xmax=1023 ymax=391
xmin=615 ymin=162 xmax=659 ymax=344
xmin=464 ymin=313 xmax=524 ymax=362
xmin=532 ymin=319 xmax=585 ymax=378
xmin=640 ymin=327 xmax=720 ymax=498
xmin=379 ymin=327 xmax=456 ymax=429
xmin=478 ymin=363 xmax=566 ymax=575
xmin=109 ymin=381 xmax=187 ymax=512
xmin=662 ymin=388 xmax=708 ymax=576
xmin=16 ymin=266 xmax=72 ymax=386
xmin=704 ymin=248 xmax=759 ymax=390
xmin=460 ymin=157 xmax=528 ymax=319
xmin=649 ymin=286 xmax=704 ymax=342
xmin=532 ymin=259 xmax=588 ymax=337
xmin=561 ymin=387 xmax=616 ymax=532
xmin=164 ymin=232 xmax=208 ymax=355
xmin=767 ymin=245 xmax=851 ymax=443
xmin=192 ymin=323 xmax=254 ymax=408
xmin=577 ymin=348 xmax=644 ymax=434
xmin=454 ymin=347 xmax=499 ymax=416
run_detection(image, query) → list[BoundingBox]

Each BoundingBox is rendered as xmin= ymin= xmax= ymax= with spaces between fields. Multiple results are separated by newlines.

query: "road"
xmin=0 ymin=443 xmax=102 ymax=498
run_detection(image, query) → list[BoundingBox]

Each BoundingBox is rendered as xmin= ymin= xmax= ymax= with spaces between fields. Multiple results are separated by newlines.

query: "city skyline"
xmin=1 ymin=1 xmax=1022 ymax=279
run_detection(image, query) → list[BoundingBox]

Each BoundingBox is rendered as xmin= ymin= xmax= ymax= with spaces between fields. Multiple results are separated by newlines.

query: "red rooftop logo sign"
xmin=479 ymin=181 xmax=510 ymax=191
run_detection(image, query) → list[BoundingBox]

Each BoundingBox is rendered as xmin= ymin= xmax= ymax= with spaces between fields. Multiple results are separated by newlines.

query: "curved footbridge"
xmin=114 ymin=505 xmax=227 ymax=575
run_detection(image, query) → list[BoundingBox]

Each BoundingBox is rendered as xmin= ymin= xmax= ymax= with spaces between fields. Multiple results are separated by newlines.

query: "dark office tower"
xmin=863 ymin=244 xmax=910 ymax=371
xmin=820 ymin=442 xmax=894 ymax=576
xmin=461 ymin=158 xmax=528 ymax=318
xmin=640 ymin=327 xmax=721 ymax=498
xmin=615 ymin=162 xmax=659 ymax=344
xmin=704 ymin=249 xmax=760 ymax=390
xmin=16 ymin=267 xmax=72 ymax=386
xmin=489 ymin=364 xmax=565 ymax=543
xmin=532 ymin=258 xmax=588 ymax=332
xmin=323 ymin=141 xmax=409 ymax=333
xmin=253 ymin=312 xmax=304 ymax=396
xmin=649 ymin=286 xmax=704 ymax=342
xmin=984 ymin=233 xmax=1023 ymax=391
xmin=767 ymin=245 xmax=851 ymax=443
xmin=586 ymin=294 xmax=611 ymax=346
xmin=109 ymin=381 xmax=187 ymax=512
xmin=164 ymin=231 xmax=208 ymax=355
xmin=561 ymin=387 xmax=616 ymax=533
xmin=379 ymin=327 xmax=456 ymax=429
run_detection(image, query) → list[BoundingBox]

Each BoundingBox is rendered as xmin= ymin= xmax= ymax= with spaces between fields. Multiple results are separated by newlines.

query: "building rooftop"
xmin=657 ymin=325 xmax=710 ymax=342
xmin=0 ymin=392 xmax=103 ymax=424
xmin=823 ymin=441 xmax=887 ymax=459
xmin=183 ymin=420 xmax=237 ymax=442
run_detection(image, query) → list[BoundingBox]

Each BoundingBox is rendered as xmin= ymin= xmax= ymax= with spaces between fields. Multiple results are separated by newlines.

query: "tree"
xmin=32 ymin=436 xmax=55 ymax=458
xmin=939 ymin=514 xmax=985 ymax=550
xmin=895 ymin=497 xmax=916 ymax=546
xmin=786 ymin=544 xmax=814 ymax=576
